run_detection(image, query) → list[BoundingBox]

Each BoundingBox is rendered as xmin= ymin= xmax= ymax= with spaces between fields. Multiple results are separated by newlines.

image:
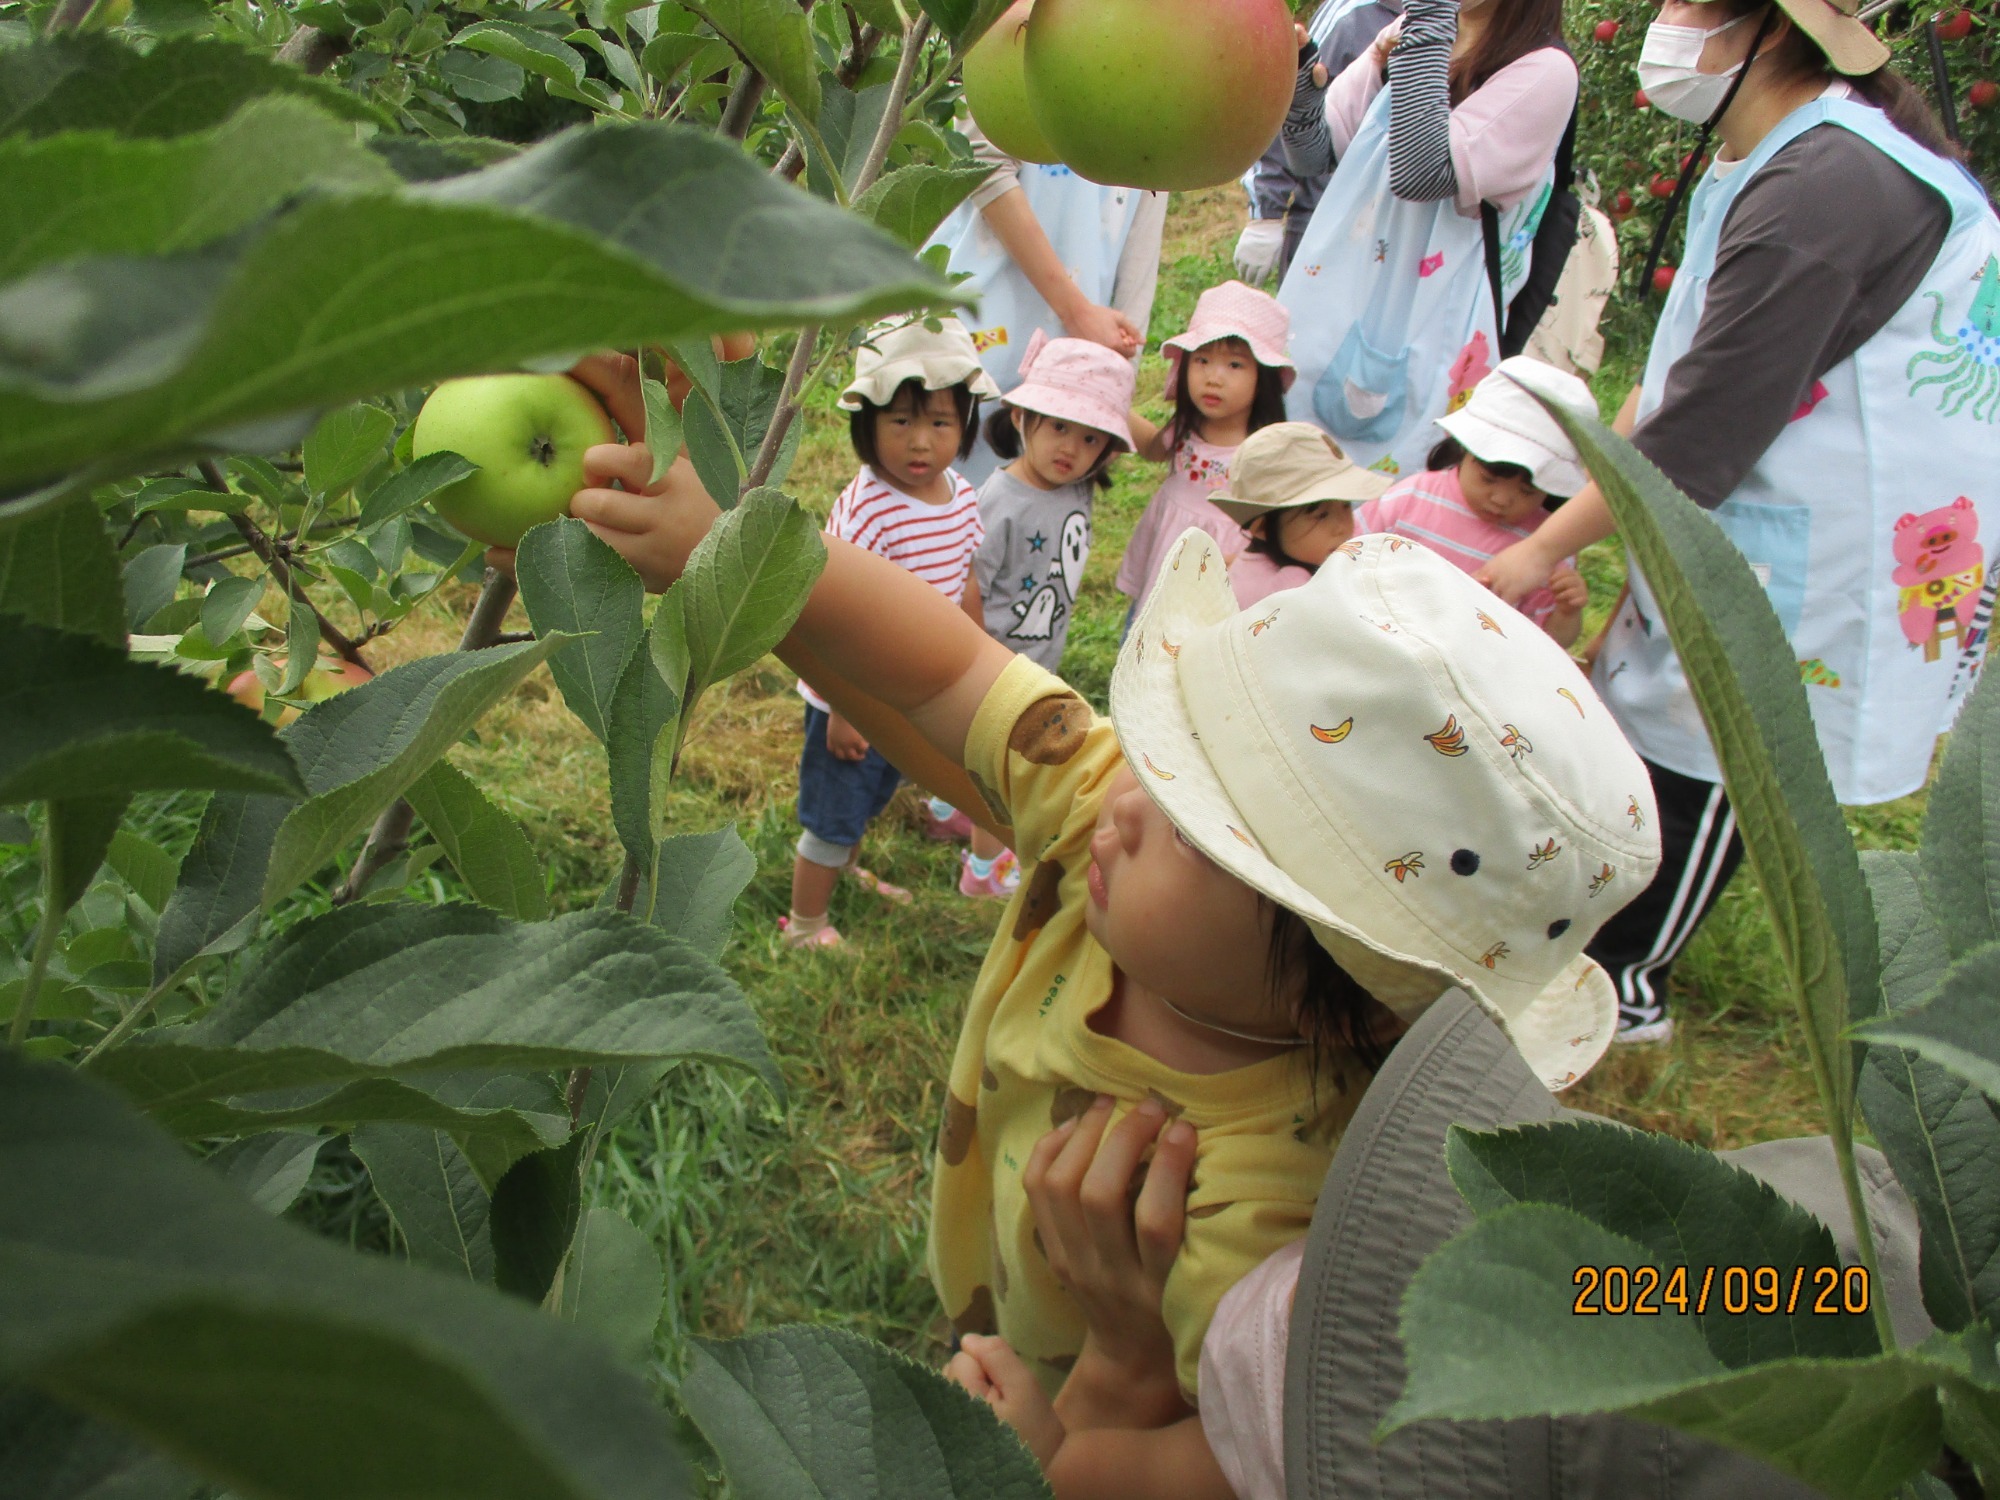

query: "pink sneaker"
xmin=959 ymin=850 xmax=1022 ymax=900
xmin=778 ymin=915 xmax=844 ymax=950
xmin=925 ymin=806 xmax=974 ymax=842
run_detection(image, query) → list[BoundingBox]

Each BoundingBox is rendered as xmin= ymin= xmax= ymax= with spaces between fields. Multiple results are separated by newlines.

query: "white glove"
xmin=1233 ymin=218 xmax=1287 ymax=284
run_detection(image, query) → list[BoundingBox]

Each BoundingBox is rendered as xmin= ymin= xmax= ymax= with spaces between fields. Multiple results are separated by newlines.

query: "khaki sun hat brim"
xmin=1210 ymin=467 xmax=1392 ymax=527
xmin=1107 ymin=529 xmax=1615 ymax=1092
xmin=1690 ymin=0 xmax=1889 ymax=73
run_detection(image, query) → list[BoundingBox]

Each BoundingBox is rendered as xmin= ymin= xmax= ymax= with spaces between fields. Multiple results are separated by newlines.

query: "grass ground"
xmin=378 ymin=184 xmax=1930 ymax=1384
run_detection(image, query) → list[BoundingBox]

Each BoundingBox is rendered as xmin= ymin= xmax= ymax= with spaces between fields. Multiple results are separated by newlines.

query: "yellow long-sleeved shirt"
xmin=928 ymin=657 xmax=1368 ymax=1397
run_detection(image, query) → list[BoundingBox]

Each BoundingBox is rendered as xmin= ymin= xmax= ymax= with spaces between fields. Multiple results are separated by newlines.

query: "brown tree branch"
xmin=202 ymin=461 xmax=374 ymax=672
xmin=720 ymin=69 xmax=767 ymax=139
xmin=276 ymin=24 xmax=349 ymax=75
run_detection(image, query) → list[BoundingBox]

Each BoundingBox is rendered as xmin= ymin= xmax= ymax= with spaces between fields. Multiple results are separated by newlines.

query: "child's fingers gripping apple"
xmin=568 ymin=351 xmax=646 ymax=439
xmin=570 ymin=447 xmax=722 ymax=594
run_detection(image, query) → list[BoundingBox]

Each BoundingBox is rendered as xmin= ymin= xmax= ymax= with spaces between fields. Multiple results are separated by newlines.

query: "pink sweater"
xmin=1355 ymin=466 xmax=1565 ymax=625
xmin=1324 ymin=41 xmax=1578 ymax=216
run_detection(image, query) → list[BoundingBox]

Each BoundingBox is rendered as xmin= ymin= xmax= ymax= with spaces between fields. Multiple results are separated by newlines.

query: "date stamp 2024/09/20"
xmin=1572 ymin=1264 xmax=1874 ymax=1317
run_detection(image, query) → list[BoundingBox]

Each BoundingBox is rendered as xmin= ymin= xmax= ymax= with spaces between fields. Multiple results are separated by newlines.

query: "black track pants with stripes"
xmin=1585 ymin=758 xmax=1746 ymax=1026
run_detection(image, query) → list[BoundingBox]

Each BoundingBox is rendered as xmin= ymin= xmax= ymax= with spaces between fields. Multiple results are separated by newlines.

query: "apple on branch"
xmin=410 ymin=373 xmax=617 ymax=549
xmin=227 ymin=657 xmax=372 ymax=725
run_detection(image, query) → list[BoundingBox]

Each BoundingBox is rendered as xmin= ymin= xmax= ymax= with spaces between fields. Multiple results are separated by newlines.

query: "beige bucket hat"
xmin=838 ymin=315 xmax=1002 ymax=411
xmin=1743 ymin=0 xmax=1890 ymax=75
xmin=1109 ymin=529 xmax=1661 ymax=1090
xmin=1209 ymin=422 xmax=1391 ymax=528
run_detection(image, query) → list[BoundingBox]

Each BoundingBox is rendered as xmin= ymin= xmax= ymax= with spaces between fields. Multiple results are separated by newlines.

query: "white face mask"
xmin=1637 ymin=12 xmax=1751 ymax=122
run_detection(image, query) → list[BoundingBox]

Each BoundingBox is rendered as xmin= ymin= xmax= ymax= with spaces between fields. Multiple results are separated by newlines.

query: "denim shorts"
xmin=796 ymin=705 xmax=902 ymax=859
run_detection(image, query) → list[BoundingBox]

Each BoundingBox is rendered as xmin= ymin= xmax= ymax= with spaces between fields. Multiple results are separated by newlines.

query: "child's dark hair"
xmin=1426 ymin=435 xmax=1564 ymax=512
xmin=1264 ymin=901 xmax=1393 ymax=1080
xmin=1168 ymin=336 xmax=1288 ymax=457
xmin=1241 ymin=511 xmax=1315 ymax=573
xmin=849 ymin=377 xmax=981 ymax=468
xmin=981 ymin=406 xmax=1119 ymax=491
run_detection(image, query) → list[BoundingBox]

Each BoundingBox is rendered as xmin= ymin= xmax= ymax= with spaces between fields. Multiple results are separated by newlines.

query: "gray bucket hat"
xmin=1285 ymin=990 xmax=1929 ymax=1499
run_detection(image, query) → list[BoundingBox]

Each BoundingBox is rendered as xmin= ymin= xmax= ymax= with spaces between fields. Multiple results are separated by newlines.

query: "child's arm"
xmin=962 ymin=566 xmax=985 ymax=629
xmin=570 ymin=437 xmax=1016 ymax=785
xmin=1543 ymin=562 xmax=1588 ymax=649
xmin=1126 ymin=410 xmax=1173 ymax=465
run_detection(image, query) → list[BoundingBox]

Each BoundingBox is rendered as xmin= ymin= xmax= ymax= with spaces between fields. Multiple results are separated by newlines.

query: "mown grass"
xmin=377 ymin=184 xmax=1928 ymax=1386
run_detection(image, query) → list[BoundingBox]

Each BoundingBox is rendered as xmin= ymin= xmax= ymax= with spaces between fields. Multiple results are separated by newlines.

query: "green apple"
xmin=410 ymin=373 xmax=617 ymax=549
xmin=1024 ymin=0 xmax=1294 ymax=190
xmin=963 ymin=1 xmax=1060 ymax=164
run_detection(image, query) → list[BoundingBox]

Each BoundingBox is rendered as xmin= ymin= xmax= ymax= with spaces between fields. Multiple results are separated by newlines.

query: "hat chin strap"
xmin=1154 ymin=994 xmax=1310 ymax=1048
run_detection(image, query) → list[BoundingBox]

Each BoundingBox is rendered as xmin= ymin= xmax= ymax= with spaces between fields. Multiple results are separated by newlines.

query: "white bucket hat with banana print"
xmin=1109 ymin=529 xmax=1662 ymax=1089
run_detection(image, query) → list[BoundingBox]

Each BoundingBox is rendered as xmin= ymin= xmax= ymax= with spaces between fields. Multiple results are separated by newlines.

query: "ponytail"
xmin=1851 ymin=63 xmax=1965 ymax=162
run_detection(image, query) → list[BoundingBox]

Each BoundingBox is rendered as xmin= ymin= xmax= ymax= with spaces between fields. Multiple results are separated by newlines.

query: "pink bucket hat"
xmin=1002 ymin=329 xmax=1137 ymax=451
xmin=1161 ymin=280 xmax=1295 ymax=399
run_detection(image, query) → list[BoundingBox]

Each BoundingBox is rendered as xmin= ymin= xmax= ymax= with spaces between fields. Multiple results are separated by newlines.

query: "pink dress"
xmin=1196 ymin=1238 xmax=1303 ymax=1500
xmin=1228 ymin=548 xmax=1316 ymax=608
xmin=1355 ymin=467 xmax=1567 ymax=626
xmin=1114 ymin=434 xmax=1245 ymax=610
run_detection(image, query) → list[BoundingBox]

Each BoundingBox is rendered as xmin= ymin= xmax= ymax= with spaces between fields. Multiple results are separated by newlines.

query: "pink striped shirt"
xmin=800 ymin=465 xmax=984 ymax=711
xmin=1355 ymin=466 xmax=1563 ymax=625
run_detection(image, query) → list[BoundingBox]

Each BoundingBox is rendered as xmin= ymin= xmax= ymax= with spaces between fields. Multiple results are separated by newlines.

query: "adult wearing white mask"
xmin=1481 ymin=0 xmax=2000 ymax=1044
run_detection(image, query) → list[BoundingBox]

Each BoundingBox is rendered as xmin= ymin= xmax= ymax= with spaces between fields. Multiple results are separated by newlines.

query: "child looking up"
xmin=562 ymin=351 xmax=1660 ymax=1405
xmin=1115 ymin=282 xmax=1293 ymax=619
xmin=1209 ymin=422 xmax=1389 ymax=608
xmin=783 ymin=317 xmax=998 ymax=949
xmin=1356 ymin=357 xmax=1596 ymax=646
xmin=949 ymin=331 xmax=1137 ymax=899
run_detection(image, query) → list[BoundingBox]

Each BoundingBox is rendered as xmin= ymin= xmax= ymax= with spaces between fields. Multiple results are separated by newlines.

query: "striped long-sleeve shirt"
xmin=799 ymin=465 xmax=984 ymax=711
xmin=1355 ymin=466 xmax=1564 ymax=626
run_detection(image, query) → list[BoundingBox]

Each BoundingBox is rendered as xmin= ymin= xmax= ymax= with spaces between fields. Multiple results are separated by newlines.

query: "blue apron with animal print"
xmin=1277 ymin=81 xmax=1550 ymax=478
xmin=1600 ymin=96 xmax=2000 ymax=804
xmin=928 ymin=164 xmax=1147 ymax=481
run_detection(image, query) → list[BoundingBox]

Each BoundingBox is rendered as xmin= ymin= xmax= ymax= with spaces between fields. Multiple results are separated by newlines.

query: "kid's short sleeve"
xmin=964 ymin=656 xmax=1122 ymax=865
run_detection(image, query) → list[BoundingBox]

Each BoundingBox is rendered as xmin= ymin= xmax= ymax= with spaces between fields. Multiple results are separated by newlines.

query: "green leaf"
xmin=1919 ymin=661 xmax=2000 ymax=959
xmin=452 ymin=19 xmax=587 ymax=91
xmin=680 ymin=355 xmax=801 ymax=508
xmin=639 ymin=32 xmax=736 ymax=87
xmin=516 ymin=518 xmax=645 ymax=744
xmin=405 ymin=760 xmax=550 ymax=922
xmin=0 ymin=34 xmax=385 ymax=139
xmin=96 ymin=901 xmax=778 ymax=1129
xmin=606 ymin=645 xmax=680 ymax=867
xmin=803 ymin=79 xmax=890 ymax=200
xmin=259 ymin=636 xmax=566 ymax=907
xmin=1 ymin=95 xmax=399 ymax=285
xmin=1857 ymin=851 xmax=2000 ymax=1333
xmin=1860 ymin=945 xmax=2000 ymax=1103
xmin=205 ymin=1130 xmax=325 ymax=1215
xmin=199 ymin=574 xmax=262 ymax=647
xmin=0 ymin=1388 xmax=202 ymax=1500
xmin=1542 ymin=403 xmax=1879 ymax=1127
xmin=301 ymin=403 xmax=394 ymax=499
xmin=122 ymin=544 xmax=184 ymax=631
xmin=640 ymin=824 xmax=755 ymax=959
xmin=0 ymin=623 xmax=302 ymax=807
xmin=0 ymin=495 xmax=124 ymax=646
xmin=640 ymin=374 xmax=684 ymax=487
xmin=912 ymin=0 xmax=1011 ymax=47
xmin=151 ymin=790 xmax=286 ymax=984
xmin=437 ymin=47 xmax=527 ymax=104
xmin=674 ymin=487 xmax=825 ymax=702
xmin=1388 ymin=1203 xmax=1940 ymax=1500
xmin=0 ymin=1052 xmax=693 ymax=1500
xmin=357 ymin=450 xmax=480 ymax=530
xmin=162 ymin=1072 xmax=571 ymax=1156
xmin=558 ymin=1208 xmax=663 ymax=1366
xmin=492 ymin=1134 xmax=583 ymax=1305
xmin=0 ymin=122 xmax=954 ymax=497
xmin=276 ymin=590 xmax=317 ymax=698
xmin=106 ymin=826 xmax=177 ymax=911
xmin=683 ymin=1325 xmax=1051 ymax=1500
xmin=680 ymin=0 xmax=819 ymax=121
xmin=854 ymin=163 xmax=992 ymax=249
xmin=351 ymin=1123 xmax=494 ymax=1282
xmin=46 ymin=796 xmax=130 ymax=917
xmin=1447 ymin=1119 xmax=1875 ymax=1365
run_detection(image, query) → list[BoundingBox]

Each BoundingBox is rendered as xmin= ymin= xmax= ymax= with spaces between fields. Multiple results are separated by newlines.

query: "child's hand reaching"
xmin=1547 ymin=563 xmax=1589 ymax=617
xmin=946 ymin=1335 xmax=1066 ymax=1468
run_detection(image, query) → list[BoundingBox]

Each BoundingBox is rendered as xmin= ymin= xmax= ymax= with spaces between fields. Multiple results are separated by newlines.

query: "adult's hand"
xmin=1233 ymin=219 xmax=1286 ymax=284
xmin=1063 ymin=301 xmax=1144 ymax=358
xmin=1023 ymin=1096 xmax=1195 ymax=1383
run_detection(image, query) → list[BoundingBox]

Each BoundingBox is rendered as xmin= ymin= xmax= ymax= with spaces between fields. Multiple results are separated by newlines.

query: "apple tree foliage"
xmin=1388 ymin=401 xmax=2000 ymax=1500
xmin=0 ymin=0 xmax=1053 ymax=1493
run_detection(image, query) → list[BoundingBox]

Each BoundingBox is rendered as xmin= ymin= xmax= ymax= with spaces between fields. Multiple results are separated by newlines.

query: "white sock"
xmin=966 ymin=852 xmax=997 ymax=879
xmin=785 ymin=910 xmax=830 ymax=937
xmin=928 ymin=797 xmax=957 ymax=822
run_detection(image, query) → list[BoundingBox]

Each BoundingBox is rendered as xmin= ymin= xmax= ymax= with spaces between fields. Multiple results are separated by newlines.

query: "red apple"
xmin=963 ymin=0 xmax=1060 ymax=163
xmin=1634 ymin=88 xmax=1651 ymax=108
xmin=1594 ymin=18 xmax=1621 ymax=41
xmin=1936 ymin=9 xmax=1974 ymax=40
xmin=1653 ymin=266 xmax=1677 ymax=293
xmin=1612 ymin=189 xmax=1635 ymax=217
xmin=1023 ymin=0 xmax=1294 ymax=190
xmin=227 ymin=657 xmax=372 ymax=726
xmin=1679 ymin=150 xmax=1705 ymax=172
xmin=1649 ymin=174 xmax=1677 ymax=199
xmin=1971 ymin=78 xmax=1999 ymax=108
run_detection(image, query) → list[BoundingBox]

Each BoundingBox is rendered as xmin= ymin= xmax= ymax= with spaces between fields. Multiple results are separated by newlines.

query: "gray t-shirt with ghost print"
xmin=972 ymin=468 xmax=1095 ymax=674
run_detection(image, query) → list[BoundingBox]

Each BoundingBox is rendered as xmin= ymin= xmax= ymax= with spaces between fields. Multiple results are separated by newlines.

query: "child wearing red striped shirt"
xmin=783 ymin=317 xmax=1000 ymax=950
